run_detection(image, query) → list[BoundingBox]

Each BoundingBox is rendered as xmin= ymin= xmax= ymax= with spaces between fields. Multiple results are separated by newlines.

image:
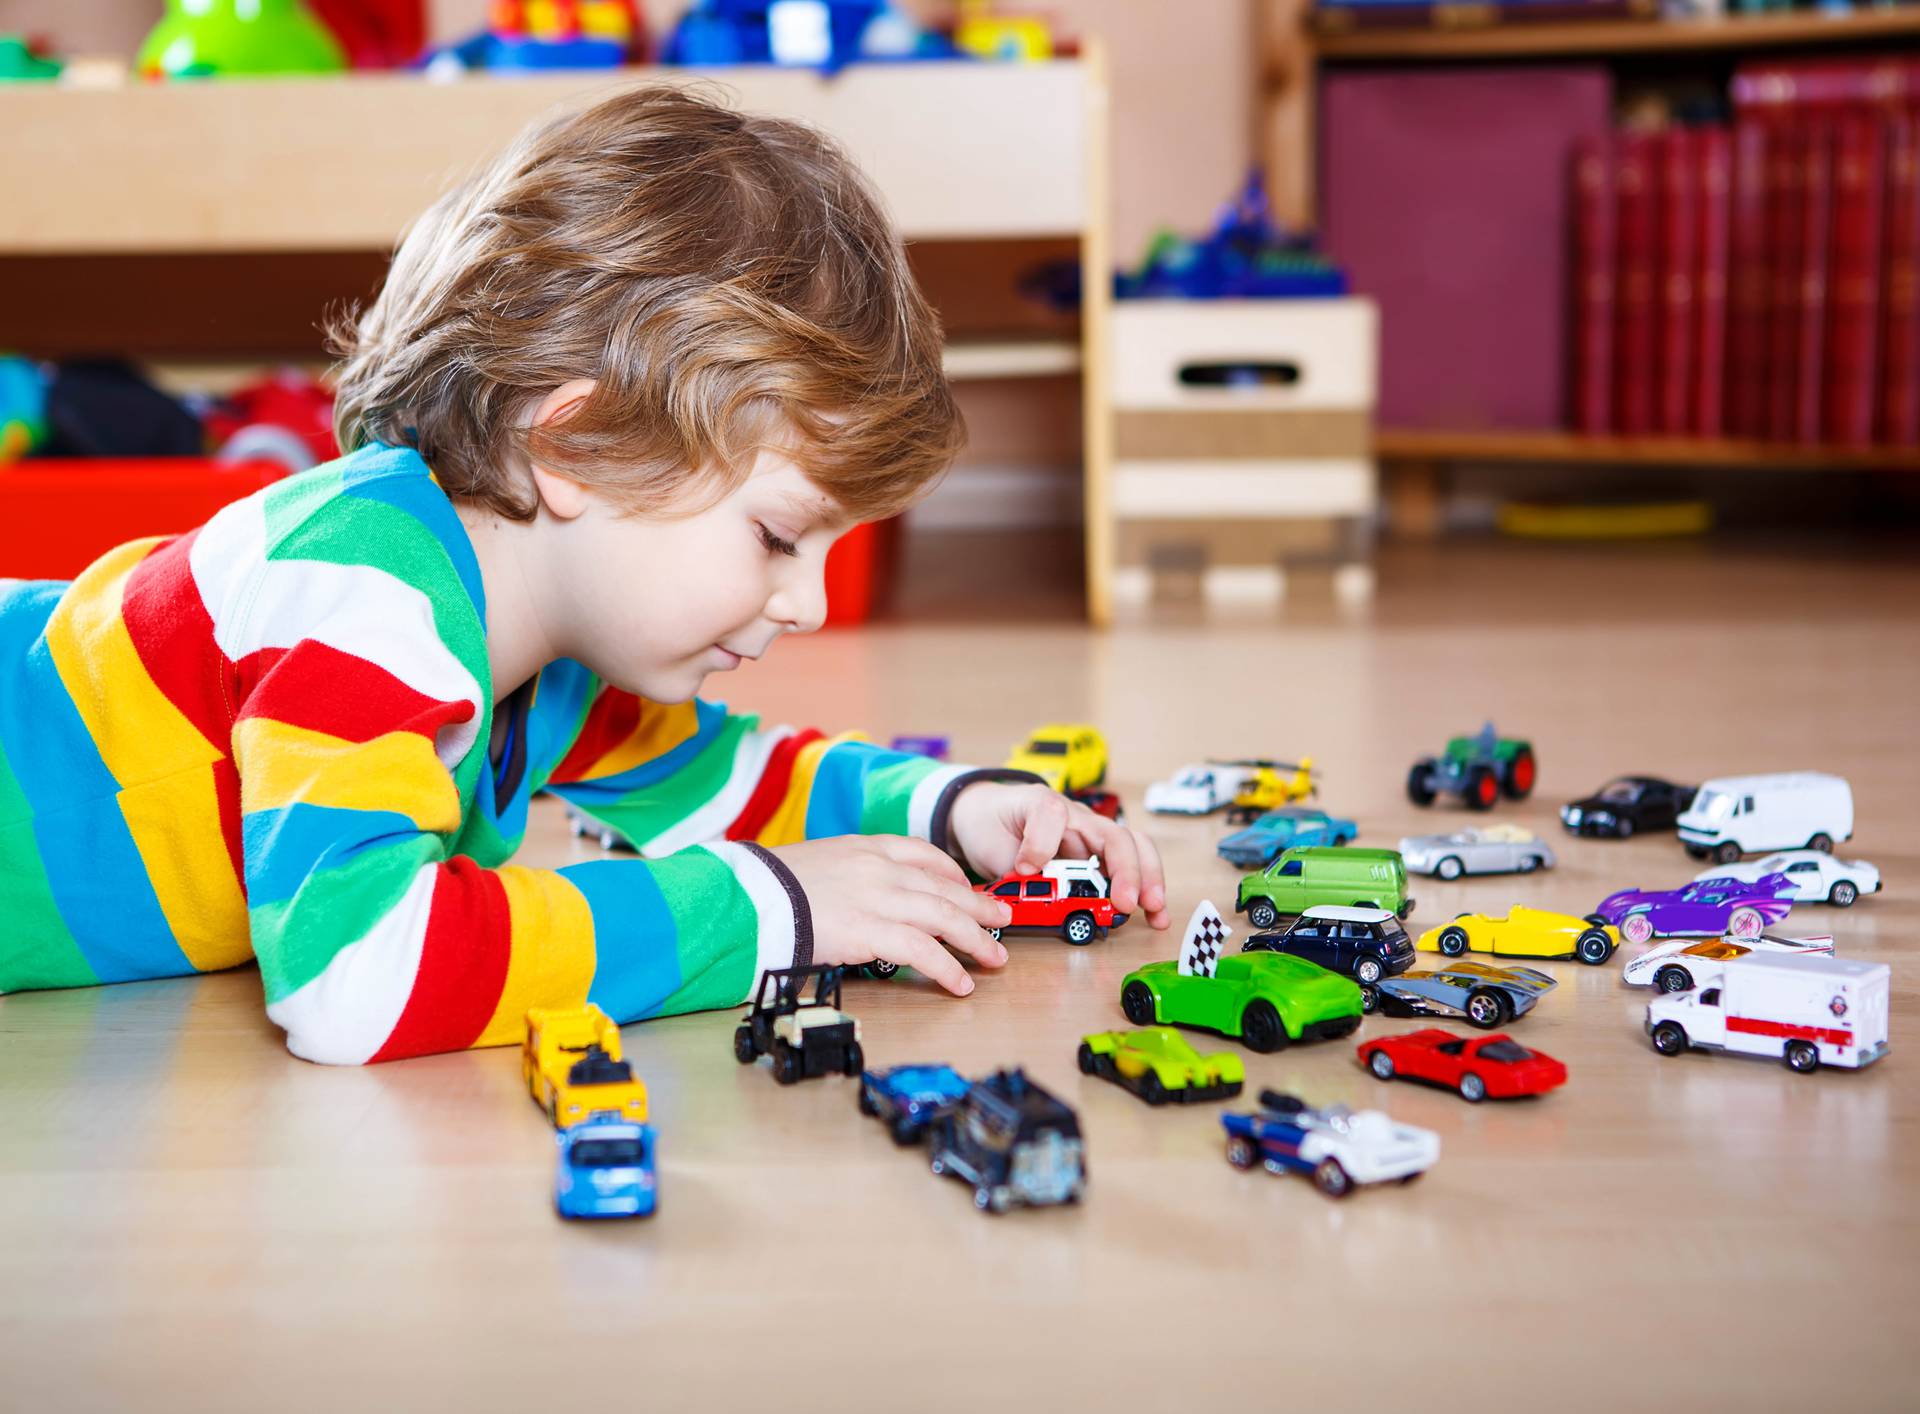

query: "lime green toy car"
xmin=1236 ymin=846 xmax=1413 ymax=929
xmin=1120 ymin=901 xmax=1364 ymax=1053
xmin=1077 ymin=1027 xmax=1245 ymax=1105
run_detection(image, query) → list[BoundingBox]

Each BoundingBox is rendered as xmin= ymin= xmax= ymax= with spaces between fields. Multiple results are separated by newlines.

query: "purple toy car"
xmin=1591 ymin=874 xmax=1796 ymax=945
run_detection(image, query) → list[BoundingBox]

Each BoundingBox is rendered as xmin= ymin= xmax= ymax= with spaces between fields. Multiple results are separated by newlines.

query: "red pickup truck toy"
xmin=976 ymin=858 xmax=1129 ymax=946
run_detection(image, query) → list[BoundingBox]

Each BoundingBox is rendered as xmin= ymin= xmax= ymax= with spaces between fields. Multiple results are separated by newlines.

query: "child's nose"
xmin=769 ymin=567 xmax=828 ymax=635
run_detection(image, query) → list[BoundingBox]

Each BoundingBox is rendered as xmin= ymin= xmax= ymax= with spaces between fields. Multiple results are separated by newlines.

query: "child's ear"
xmin=527 ymin=378 xmax=598 ymax=521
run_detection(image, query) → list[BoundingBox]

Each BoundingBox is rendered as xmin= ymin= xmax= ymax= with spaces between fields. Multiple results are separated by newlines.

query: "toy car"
xmin=1677 ymin=772 xmax=1854 ymax=863
xmin=1691 ymin=850 xmax=1881 ymax=908
xmin=928 ymin=1069 xmax=1086 ymax=1214
xmin=1144 ymin=762 xmax=1256 ymax=815
xmin=523 ymin=1004 xmax=649 ymax=1128
xmin=857 ymin=1064 xmax=971 ymax=1145
xmin=1416 ymin=907 xmax=1621 ymax=966
xmin=1406 ymin=723 xmax=1536 ymax=810
xmin=1119 ymin=900 xmax=1363 ymax=1053
xmin=1237 ymin=846 xmax=1413 ymax=928
xmin=977 ymin=857 xmax=1128 ymax=945
xmin=1070 ymin=787 xmax=1125 ymax=822
xmin=1621 ymin=932 xmax=1835 ymax=992
xmin=733 ymin=965 xmax=863 ymax=1084
xmin=1077 ymin=1027 xmax=1245 ymax=1105
xmin=1560 ymin=775 xmax=1696 ymax=837
xmin=1358 ymin=1029 xmax=1566 ymax=1102
xmin=1221 ymin=1090 xmax=1439 ymax=1198
xmin=1243 ymin=904 xmax=1414 ymax=985
xmin=1646 ymin=954 xmax=1889 ymax=1073
xmin=1004 ymin=723 xmax=1107 ymax=794
xmin=1216 ymin=806 xmax=1357 ymax=870
xmin=553 ymin=1118 xmax=657 ymax=1220
xmin=1592 ymin=875 xmax=1795 ymax=944
xmin=1223 ymin=758 xmax=1321 ymax=822
xmin=1398 ymin=824 xmax=1555 ymax=880
xmin=1371 ymin=961 xmax=1557 ymax=1029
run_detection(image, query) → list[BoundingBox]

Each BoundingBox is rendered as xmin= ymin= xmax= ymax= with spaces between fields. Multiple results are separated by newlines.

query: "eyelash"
xmin=756 ymin=523 xmax=799 ymax=558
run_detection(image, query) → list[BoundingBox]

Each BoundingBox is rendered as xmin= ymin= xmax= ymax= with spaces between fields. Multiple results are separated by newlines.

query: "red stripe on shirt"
xmin=234 ymin=640 xmax=475 ymax=744
xmin=369 ymin=858 xmax=513 ymax=1063
xmin=547 ymin=687 xmax=643 ymax=784
xmin=118 ymin=528 xmax=238 ymax=753
xmin=212 ymin=753 xmax=247 ymax=897
xmin=727 ymin=727 xmax=823 ymax=841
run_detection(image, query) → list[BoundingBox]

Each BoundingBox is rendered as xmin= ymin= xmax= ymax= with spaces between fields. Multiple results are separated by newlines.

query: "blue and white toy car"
xmin=1216 ymin=807 xmax=1359 ymax=870
xmin=554 ymin=1118 xmax=657 ymax=1220
xmin=1221 ymin=1090 xmax=1439 ymax=1199
xmin=858 ymin=1063 xmax=970 ymax=1145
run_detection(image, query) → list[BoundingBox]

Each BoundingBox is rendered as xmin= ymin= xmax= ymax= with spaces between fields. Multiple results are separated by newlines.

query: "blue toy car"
xmin=857 ymin=1063 xmax=970 ymax=1145
xmin=1216 ymin=807 xmax=1359 ymax=870
xmin=554 ymin=1118 xmax=657 ymax=1220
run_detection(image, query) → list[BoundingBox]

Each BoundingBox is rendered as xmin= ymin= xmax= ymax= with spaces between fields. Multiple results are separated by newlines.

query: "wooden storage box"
xmin=1106 ymin=297 xmax=1378 ymax=607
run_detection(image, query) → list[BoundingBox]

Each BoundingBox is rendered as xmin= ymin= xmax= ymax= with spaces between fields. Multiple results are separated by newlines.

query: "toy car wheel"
xmin=1519 ymin=855 xmax=1543 ymax=873
xmin=1829 ymin=880 xmax=1857 ymax=907
xmin=1575 ymin=929 xmax=1615 ymax=965
xmin=1355 ymin=957 xmax=1383 ymax=984
xmin=772 ymin=1039 xmax=801 ymax=1085
xmin=1313 ymin=1158 xmax=1354 ymax=1199
xmin=1458 ymin=1072 xmax=1488 ymax=1103
xmin=1437 ymin=926 xmax=1470 ymax=957
xmin=1650 ymin=1021 xmax=1689 ymax=1057
xmin=1726 ymin=906 xmax=1764 ymax=938
xmin=1436 ymin=856 xmax=1464 ymax=881
xmin=865 ymin=959 xmax=900 ymax=980
xmin=983 ymin=1186 xmax=1013 ymax=1215
xmin=1620 ymin=913 xmax=1654 ymax=945
xmin=1806 ymin=833 xmax=1834 ymax=854
xmin=1654 ymin=965 xmax=1693 ymax=994
xmin=1239 ymin=1000 xmax=1287 ymax=1054
xmin=1464 ymin=989 xmax=1506 ymax=1029
xmin=1784 ymin=1040 xmax=1820 ymax=1074
xmin=843 ymin=1041 xmax=864 ymax=1078
xmin=733 ymin=1025 xmax=757 ymax=1065
xmin=1138 ymin=1071 xmax=1168 ymax=1106
xmin=1366 ymin=1049 xmax=1395 ymax=1080
xmin=547 ymin=1095 xmax=561 ymax=1127
xmin=857 ymin=1084 xmax=878 ymax=1116
xmin=1467 ymin=765 xmax=1499 ymax=811
xmin=1077 ymin=1042 xmax=1098 ymax=1075
xmin=1062 ymin=912 xmax=1097 ymax=946
xmin=1121 ymin=981 xmax=1157 ymax=1026
xmin=1684 ymin=845 xmax=1708 ymax=860
xmin=1406 ymin=763 xmax=1436 ymax=807
xmin=1615 ymin=817 xmax=1635 ymax=839
xmin=1713 ymin=841 xmax=1742 ymax=865
xmin=1502 ymin=749 xmax=1536 ymax=799
xmin=1359 ymin=984 xmax=1380 ymax=1014
xmin=1399 ymin=1172 xmax=1425 ymax=1185
xmin=1246 ymin=898 xmax=1279 ymax=929
xmin=1225 ymin=1135 xmax=1258 ymax=1170
xmin=890 ymin=1117 xmax=921 ymax=1147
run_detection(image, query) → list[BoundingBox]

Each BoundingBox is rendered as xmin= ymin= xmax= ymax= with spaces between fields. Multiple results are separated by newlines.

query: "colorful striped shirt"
xmin=0 ymin=443 xmax=993 ymax=1064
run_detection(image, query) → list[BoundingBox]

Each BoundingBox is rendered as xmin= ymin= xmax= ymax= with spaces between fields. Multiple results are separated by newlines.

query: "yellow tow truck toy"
xmin=523 ymin=1004 xmax=649 ymax=1128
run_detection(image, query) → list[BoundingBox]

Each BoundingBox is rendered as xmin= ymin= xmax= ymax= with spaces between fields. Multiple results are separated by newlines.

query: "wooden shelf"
xmin=0 ymin=62 xmax=1092 ymax=254
xmin=1313 ymin=8 xmax=1920 ymax=62
xmin=1375 ymin=428 xmax=1920 ymax=471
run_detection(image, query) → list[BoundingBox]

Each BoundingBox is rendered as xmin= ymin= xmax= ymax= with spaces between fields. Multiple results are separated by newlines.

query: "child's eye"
xmin=756 ymin=522 xmax=799 ymax=557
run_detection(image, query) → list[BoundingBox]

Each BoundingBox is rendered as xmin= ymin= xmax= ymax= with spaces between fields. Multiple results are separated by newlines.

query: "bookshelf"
xmin=1313 ymin=9 xmax=1920 ymax=63
xmin=1375 ymin=429 xmax=1920 ymax=471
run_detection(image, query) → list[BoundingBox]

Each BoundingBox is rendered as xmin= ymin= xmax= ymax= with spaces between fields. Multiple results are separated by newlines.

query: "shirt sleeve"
xmin=540 ymin=684 xmax=1029 ymax=859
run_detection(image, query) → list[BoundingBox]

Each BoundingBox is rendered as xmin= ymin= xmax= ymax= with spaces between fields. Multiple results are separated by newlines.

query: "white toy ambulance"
xmin=1144 ymin=764 xmax=1255 ymax=816
xmin=1646 ymin=953 xmax=1889 ymax=1073
xmin=1676 ymin=772 xmax=1853 ymax=865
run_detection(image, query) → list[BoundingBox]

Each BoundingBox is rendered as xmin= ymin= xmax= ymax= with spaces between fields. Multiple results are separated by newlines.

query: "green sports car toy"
xmin=1119 ymin=900 xmax=1364 ymax=1053
xmin=1077 ymin=1027 xmax=1245 ymax=1105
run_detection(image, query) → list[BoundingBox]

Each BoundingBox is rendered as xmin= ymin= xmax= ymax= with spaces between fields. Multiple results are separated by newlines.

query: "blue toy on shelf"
xmin=663 ymin=0 xmax=954 ymax=74
xmin=1116 ymin=170 xmax=1348 ymax=300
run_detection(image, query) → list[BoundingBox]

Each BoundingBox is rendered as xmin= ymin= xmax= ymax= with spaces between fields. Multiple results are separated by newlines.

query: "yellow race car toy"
xmin=1416 ymin=906 xmax=1621 ymax=967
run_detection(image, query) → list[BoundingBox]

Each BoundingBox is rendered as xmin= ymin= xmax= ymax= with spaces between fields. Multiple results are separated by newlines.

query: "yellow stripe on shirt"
xmin=474 ymin=866 xmax=598 ymax=1047
xmin=232 ymin=717 xmax=463 ymax=833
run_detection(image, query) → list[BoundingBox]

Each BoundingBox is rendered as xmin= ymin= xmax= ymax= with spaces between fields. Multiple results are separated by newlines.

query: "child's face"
xmin=560 ymin=449 xmax=852 ymax=704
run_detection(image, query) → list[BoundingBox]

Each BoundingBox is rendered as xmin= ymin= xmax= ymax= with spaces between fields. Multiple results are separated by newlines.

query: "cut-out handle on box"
xmin=1177 ymin=360 xmax=1301 ymax=389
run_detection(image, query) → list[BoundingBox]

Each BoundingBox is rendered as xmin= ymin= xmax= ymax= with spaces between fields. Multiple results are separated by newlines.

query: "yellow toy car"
xmin=523 ymin=1004 xmax=649 ymax=1128
xmin=1415 ymin=906 xmax=1622 ymax=967
xmin=1005 ymin=723 xmax=1107 ymax=794
xmin=1226 ymin=757 xmax=1319 ymax=821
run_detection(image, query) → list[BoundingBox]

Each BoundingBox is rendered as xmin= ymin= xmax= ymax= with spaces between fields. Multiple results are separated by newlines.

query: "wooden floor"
xmin=3 ymin=534 xmax=1917 ymax=1412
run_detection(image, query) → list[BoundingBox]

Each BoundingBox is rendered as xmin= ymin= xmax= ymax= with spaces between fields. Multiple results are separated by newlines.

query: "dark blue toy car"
xmin=1243 ymin=905 xmax=1415 ymax=985
xmin=858 ymin=1063 xmax=971 ymax=1145
xmin=928 ymin=1069 xmax=1086 ymax=1215
xmin=554 ymin=1118 xmax=657 ymax=1220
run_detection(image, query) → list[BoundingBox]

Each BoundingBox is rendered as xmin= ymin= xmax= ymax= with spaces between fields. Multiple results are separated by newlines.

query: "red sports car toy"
xmin=1357 ymin=1029 xmax=1566 ymax=1102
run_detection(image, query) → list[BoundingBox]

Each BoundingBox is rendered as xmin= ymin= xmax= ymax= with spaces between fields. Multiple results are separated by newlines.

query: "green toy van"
xmin=1236 ymin=847 xmax=1412 ymax=928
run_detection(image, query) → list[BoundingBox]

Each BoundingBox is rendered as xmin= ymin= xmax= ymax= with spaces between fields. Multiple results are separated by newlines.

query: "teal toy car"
xmin=1120 ymin=901 xmax=1364 ymax=1053
xmin=1236 ymin=846 xmax=1412 ymax=929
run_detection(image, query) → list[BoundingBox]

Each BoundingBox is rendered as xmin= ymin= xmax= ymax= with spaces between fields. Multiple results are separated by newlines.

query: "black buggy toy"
xmin=733 ymin=965 xmax=863 ymax=1085
xmin=927 ymin=1068 xmax=1086 ymax=1214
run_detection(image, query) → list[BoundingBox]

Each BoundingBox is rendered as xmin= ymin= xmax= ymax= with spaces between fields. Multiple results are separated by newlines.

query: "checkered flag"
xmin=1178 ymin=899 xmax=1232 ymax=978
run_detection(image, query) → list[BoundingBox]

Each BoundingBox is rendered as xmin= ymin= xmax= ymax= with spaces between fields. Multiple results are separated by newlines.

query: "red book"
xmin=1822 ymin=115 xmax=1886 ymax=447
xmin=1694 ymin=126 xmax=1733 ymax=438
xmin=1613 ymin=133 xmax=1660 ymax=436
xmin=1726 ymin=121 xmax=1772 ymax=438
xmin=1733 ymin=60 xmax=1920 ymax=115
xmin=1766 ymin=122 xmax=1807 ymax=442
xmin=1883 ymin=110 xmax=1920 ymax=446
xmin=1655 ymin=129 xmax=1699 ymax=435
xmin=1570 ymin=136 xmax=1617 ymax=433
xmin=1794 ymin=120 xmax=1835 ymax=445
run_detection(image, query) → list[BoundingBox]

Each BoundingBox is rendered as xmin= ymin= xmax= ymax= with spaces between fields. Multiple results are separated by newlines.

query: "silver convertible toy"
xmin=1366 ymin=960 xmax=1557 ymax=1029
xmin=1398 ymin=824 xmax=1556 ymax=881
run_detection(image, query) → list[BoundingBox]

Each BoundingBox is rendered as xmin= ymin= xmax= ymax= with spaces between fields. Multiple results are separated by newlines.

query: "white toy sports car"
xmin=1691 ymin=850 xmax=1880 ymax=907
xmin=1144 ymin=764 xmax=1252 ymax=816
xmin=1622 ymin=933 xmax=1835 ymax=993
xmin=1221 ymin=1090 xmax=1439 ymax=1198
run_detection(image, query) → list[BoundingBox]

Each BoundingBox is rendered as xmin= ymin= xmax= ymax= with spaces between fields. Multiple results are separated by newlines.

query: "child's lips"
xmin=712 ymin=646 xmax=743 ymax=668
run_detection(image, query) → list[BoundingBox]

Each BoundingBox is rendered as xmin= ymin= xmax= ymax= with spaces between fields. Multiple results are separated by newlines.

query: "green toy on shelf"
xmin=137 ymin=0 xmax=347 ymax=79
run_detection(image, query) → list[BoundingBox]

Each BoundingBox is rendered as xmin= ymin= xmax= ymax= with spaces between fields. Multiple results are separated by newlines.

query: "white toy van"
xmin=1676 ymin=772 xmax=1853 ymax=865
xmin=1646 ymin=953 xmax=1889 ymax=1073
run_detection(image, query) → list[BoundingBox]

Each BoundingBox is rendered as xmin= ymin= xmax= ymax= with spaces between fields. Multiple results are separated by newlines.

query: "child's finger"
xmin=1013 ymin=791 xmax=1068 ymax=873
xmin=1132 ymin=828 xmax=1171 ymax=927
xmin=1093 ymin=819 xmax=1143 ymax=914
xmin=872 ymin=923 xmax=974 ymax=996
xmin=871 ymin=833 xmax=970 ymax=886
xmin=892 ymin=886 xmax=1008 ymax=967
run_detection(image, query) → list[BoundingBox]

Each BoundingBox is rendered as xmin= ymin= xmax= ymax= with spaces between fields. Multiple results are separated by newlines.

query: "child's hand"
xmin=768 ymin=835 xmax=1011 ymax=995
xmin=945 ymin=782 xmax=1171 ymax=931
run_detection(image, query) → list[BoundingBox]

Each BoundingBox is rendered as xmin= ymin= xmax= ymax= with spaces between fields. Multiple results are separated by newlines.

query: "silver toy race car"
xmin=1398 ymin=824 xmax=1556 ymax=881
xmin=1366 ymin=960 xmax=1557 ymax=1029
